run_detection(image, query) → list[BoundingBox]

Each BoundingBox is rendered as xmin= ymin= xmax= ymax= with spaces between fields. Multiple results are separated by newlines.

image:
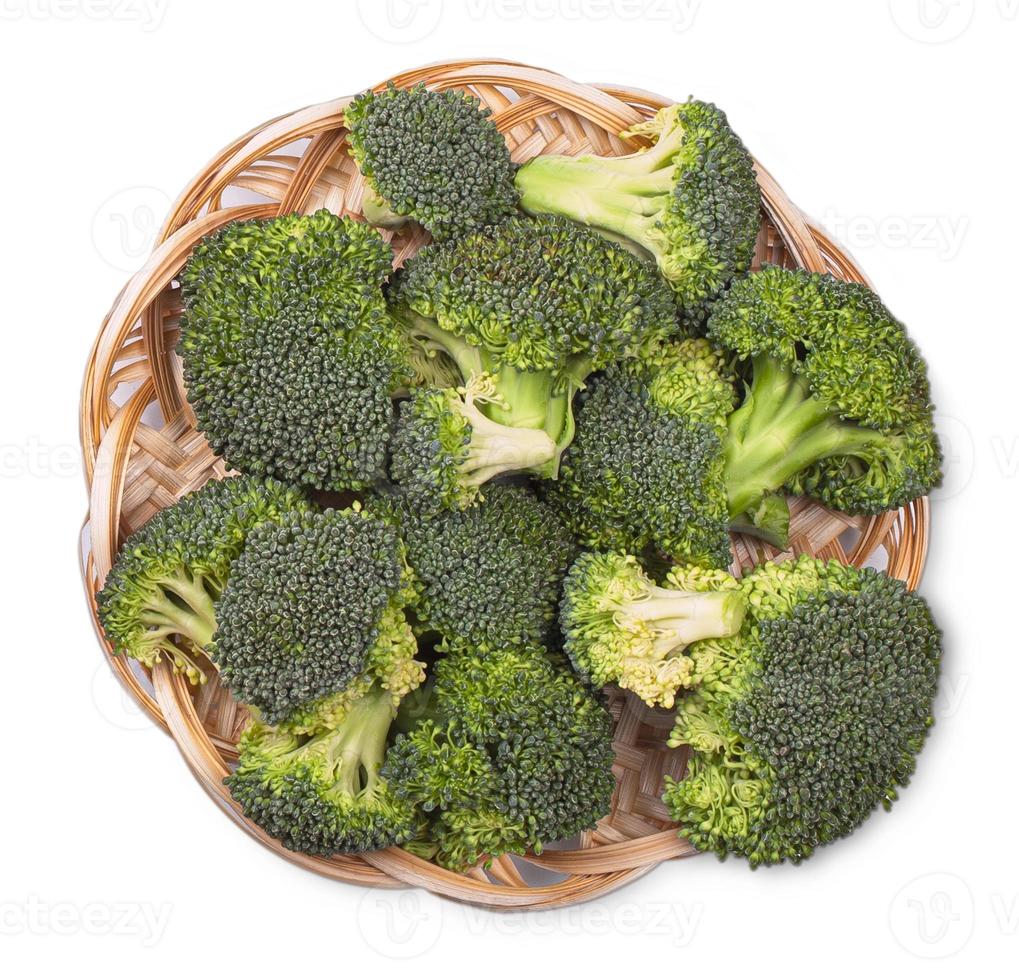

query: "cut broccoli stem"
xmin=729 ymin=494 xmax=791 ymax=549
xmin=360 ymin=187 xmax=409 ymax=231
xmin=724 ymin=355 xmax=894 ymax=521
xmin=327 ymin=686 xmax=395 ymax=800
xmin=515 ymin=153 xmax=679 ymax=260
xmin=619 ymin=587 xmax=745 ymax=658
xmin=393 ymin=305 xmax=587 ymax=479
xmin=456 ymin=377 xmax=557 ymax=483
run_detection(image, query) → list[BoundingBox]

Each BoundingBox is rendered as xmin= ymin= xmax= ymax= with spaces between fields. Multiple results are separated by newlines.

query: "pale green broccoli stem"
xmin=724 ymin=355 xmax=893 ymax=520
xmin=396 ymin=305 xmax=584 ymax=479
xmin=619 ymin=587 xmax=744 ymax=658
xmin=515 ymin=123 xmax=685 ymax=263
xmin=144 ymin=573 xmax=217 ymax=648
xmin=136 ymin=571 xmax=217 ymax=683
xmin=394 ymin=307 xmax=484 ymax=387
xmin=328 ymin=686 xmax=395 ymax=799
xmin=458 ymin=385 xmax=556 ymax=484
xmin=360 ymin=186 xmax=409 ymax=231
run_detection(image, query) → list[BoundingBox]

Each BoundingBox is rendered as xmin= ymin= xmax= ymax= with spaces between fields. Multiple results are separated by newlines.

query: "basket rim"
xmin=78 ymin=58 xmax=931 ymax=909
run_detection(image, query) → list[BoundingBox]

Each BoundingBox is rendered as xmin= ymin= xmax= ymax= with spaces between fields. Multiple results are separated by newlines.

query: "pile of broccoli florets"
xmin=96 ymin=82 xmax=946 ymax=871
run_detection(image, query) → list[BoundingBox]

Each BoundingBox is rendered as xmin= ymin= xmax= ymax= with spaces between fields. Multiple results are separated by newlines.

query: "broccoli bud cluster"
xmin=178 ymin=210 xmax=407 ymax=491
xmin=383 ymin=645 xmax=616 ymax=870
xmin=212 ymin=508 xmax=411 ymax=724
xmin=664 ymin=557 xmax=941 ymax=866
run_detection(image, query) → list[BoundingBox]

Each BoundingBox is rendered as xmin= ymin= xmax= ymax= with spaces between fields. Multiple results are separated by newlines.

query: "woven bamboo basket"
xmin=79 ymin=59 xmax=930 ymax=909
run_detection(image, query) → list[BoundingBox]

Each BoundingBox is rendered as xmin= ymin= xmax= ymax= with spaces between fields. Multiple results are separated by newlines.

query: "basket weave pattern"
xmin=79 ymin=60 xmax=929 ymax=908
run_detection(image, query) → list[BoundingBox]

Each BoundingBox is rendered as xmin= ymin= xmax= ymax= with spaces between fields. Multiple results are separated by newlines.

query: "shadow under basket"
xmin=79 ymin=59 xmax=930 ymax=909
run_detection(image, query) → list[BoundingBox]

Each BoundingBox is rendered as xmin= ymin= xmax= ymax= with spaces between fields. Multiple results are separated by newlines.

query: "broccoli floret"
xmin=96 ymin=476 xmax=310 ymax=684
xmin=279 ymin=593 xmax=425 ymax=737
xmin=390 ymin=214 xmax=680 ymax=476
xmin=560 ymin=552 xmax=744 ymax=707
xmin=542 ymin=360 xmax=733 ymax=567
xmin=547 ymin=277 xmax=942 ymax=557
xmin=710 ymin=265 xmax=943 ymax=528
xmin=345 ymin=83 xmax=518 ymax=241
xmin=383 ymin=645 xmax=615 ymax=870
xmin=389 ymin=375 xmax=556 ymax=512
xmin=212 ymin=507 xmax=419 ymax=724
xmin=515 ymin=101 xmax=760 ymax=325
xmin=178 ymin=210 xmax=407 ymax=491
xmin=383 ymin=484 xmax=578 ymax=653
xmin=226 ymin=684 xmax=417 ymax=855
xmin=664 ymin=556 xmax=942 ymax=866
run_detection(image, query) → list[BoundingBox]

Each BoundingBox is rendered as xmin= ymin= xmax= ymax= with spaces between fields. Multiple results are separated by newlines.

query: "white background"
xmin=0 ymin=0 xmax=1015 ymax=975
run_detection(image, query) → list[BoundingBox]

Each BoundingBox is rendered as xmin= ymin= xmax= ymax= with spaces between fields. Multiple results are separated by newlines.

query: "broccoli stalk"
xmin=446 ymin=377 xmax=557 ymax=481
xmin=315 ymin=685 xmax=395 ymax=802
xmin=723 ymin=355 xmax=893 ymax=523
xmin=392 ymin=302 xmax=586 ymax=469
xmin=391 ymin=373 xmax=558 ymax=512
xmin=515 ymin=102 xmax=760 ymax=323
xmin=560 ymin=552 xmax=745 ymax=707
xmin=390 ymin=216 xmax=678 ymax=479
xmin=515 ymin=121 xmax=684 ymax=251
xmin=131 ymin=571 xmax=219 ymax=682
xmin=227 ymin=684 xmax=417 ymax=855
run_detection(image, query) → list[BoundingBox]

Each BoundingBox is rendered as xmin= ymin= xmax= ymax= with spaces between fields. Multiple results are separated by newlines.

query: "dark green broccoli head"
xmin=385 ymin=483 xmax=578 ymax=653
xmin=389 ymin=376 xmax=557 ymax=512
xmin=212 ymin=507 xmax=413 ymax=724
xmin=560 ymin=552 xmax=744 ymax=707
xmin=345 ymin=82 xmax=518 ymax=241
xmin=383 ymin=645 xmax=616 ymax=869
xmin=709 ymin=265 xmax=943 ymax=518
xmin=96 ymin=476 xmax=310 ymax=684
xmin=178 ymin=210 xmax=407 ymax=491
xmin=664 ymin=556 xmax=942 ymax=866
xmin=516 ymin=100 xmax=760 ymax=326
xmin=226 ymin=685 xmax=417 ymax=855
xmin=542 ymin=365 xmax=732 ymax=568
xmin=393 ymin=213 xmax=679 ymax=374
